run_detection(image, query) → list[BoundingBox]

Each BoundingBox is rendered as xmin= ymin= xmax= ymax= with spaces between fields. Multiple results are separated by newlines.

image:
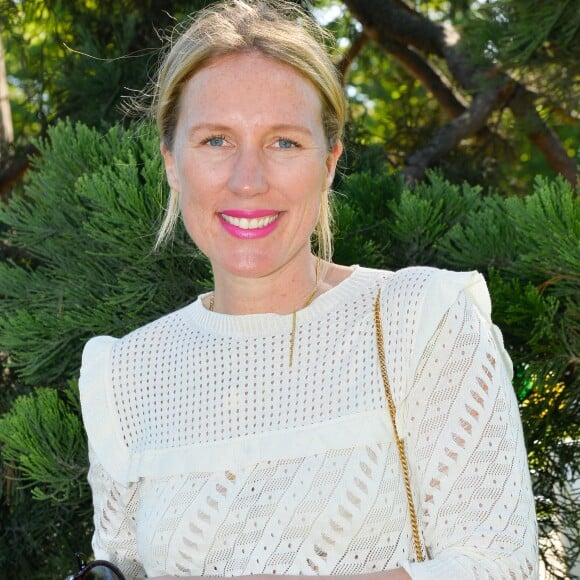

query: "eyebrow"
xmin=187 ymin=123 xmax=314 ymax=138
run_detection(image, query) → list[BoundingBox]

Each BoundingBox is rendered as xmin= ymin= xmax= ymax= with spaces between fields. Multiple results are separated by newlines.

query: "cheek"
xmin=282 ymin=158 xmax=328 ymax=194
xmin=301 ymin=168 xmax=329 ymax=208
xmin=179 ymin=189 xmax=214 ymax=251
xmin=178 ymin=164 xmax=222 ymax=212
xmin=181 ymin=210 xmax=212 ymax=257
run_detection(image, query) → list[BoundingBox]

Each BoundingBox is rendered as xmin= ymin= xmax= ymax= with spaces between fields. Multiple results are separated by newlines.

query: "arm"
xmin=88 ymin=444 xmax=147 ymax=580
xmin=80 ymin=337 xmax=146 ymax=579
xmin=400 ymin=287 xmax=538 ymax=578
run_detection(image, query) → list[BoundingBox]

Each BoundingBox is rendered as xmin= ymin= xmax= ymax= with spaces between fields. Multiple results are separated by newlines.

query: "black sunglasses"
xmin=65 ymin=553 xmax=126 ymax=579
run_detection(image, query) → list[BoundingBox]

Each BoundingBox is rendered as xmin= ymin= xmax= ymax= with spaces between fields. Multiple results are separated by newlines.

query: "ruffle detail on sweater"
xmin=408 ymin=266 xmax=512 ymax=384
xmin=80 ymin=338 xmax=395 ymax=484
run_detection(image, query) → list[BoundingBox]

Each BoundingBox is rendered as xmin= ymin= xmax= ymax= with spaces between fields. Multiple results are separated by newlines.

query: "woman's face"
xmin=162 ymin=51 xmax=342 ymax=283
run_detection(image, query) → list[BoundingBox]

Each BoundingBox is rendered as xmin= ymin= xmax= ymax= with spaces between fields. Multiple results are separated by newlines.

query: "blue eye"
xmin=277 ymin=138 xmax=298 ymax=149
xmin=206 ymin=136 xmax=225 ymax=147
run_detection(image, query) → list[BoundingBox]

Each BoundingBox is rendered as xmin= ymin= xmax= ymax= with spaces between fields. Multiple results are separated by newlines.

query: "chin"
xmin=217 ymin=255 xmax=280 ymax=280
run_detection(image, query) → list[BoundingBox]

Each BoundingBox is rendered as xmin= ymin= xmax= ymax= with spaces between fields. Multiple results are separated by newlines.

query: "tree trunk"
xmin=342 ymin=0 xmax=578 ymax=185
xmin=0 ymin=32 xmax=14 ymax=153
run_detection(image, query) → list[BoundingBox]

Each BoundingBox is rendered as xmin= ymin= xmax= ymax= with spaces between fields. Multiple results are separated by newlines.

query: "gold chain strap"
xmin=374 ymin=291 xmax=426 ymax=562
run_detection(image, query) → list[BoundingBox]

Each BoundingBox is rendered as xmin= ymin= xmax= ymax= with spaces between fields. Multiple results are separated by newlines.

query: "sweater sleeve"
xmin=80 ymin=337 xmax=146 ymax=580
xmin=399 ymin=274 xmax=538 ymax=579
xmin=87 ymin=445 xmax=146 ymax=580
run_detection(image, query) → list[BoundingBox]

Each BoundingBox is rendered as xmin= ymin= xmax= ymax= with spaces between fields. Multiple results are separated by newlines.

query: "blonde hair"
xmin=153 ymin=0 xmax=346 ymax=261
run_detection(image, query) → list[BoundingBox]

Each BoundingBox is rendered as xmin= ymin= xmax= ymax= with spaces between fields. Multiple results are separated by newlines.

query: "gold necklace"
xmin=207 ymin=271 xmax=320 ymax=367
xmin=288 ymin=283 xmax=319 ymax=367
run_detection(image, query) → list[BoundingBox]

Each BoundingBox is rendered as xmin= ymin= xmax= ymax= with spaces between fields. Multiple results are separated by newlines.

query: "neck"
xmin=210 ymin=254 xmax=323 ymax=315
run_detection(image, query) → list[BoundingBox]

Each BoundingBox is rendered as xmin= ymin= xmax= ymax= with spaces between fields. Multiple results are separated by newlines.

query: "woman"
xmin=79 ymin=1 xmax=538 ymax=579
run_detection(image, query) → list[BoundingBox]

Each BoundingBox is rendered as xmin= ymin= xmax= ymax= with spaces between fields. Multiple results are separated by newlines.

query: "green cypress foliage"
xmin=0 ymin=120 xmax=577 ymax=577
xmin=0 ymin=121 xmax=211 ymax=577
xmin=0 ymin=385 xmax=87 ymax=502
xmin=0 ymin=121 xmax=211 ymax=387
xmin=0 ymin=383 xmax=93 ymax=577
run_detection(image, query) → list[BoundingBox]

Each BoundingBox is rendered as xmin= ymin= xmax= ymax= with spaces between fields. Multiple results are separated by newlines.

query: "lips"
xmin=220 ymin=213 xmax=279 ymax=230
xmin=219 ymin=210 xmax=281 ymax=239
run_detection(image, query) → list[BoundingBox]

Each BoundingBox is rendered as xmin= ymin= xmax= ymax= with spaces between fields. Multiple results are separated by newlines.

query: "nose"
xmin=227 ymin=144 xmax=268 ymax=196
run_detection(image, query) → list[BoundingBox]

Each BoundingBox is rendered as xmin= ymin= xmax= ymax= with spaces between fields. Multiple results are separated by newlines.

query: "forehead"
xmin=178 ymin=52 xmax=324 ymax=125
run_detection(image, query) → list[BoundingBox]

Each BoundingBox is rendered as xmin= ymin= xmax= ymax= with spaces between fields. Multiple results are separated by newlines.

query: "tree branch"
xmin=343 ymin=0 xmax=444 ymax=58
xmin=378 ymin=40 xmax=468 ymax=119
xmin=403 ymin=84 xmax=511 ymax=183
xmin=342 ymin=0 xmax=472 ymax=120
xmin=337 ymin=32 xmax=369 ymax=81
xmin=342 ymin=0 xmax=578 ymax=185
xmin=508 ymin=86 xmax=578 ymax=185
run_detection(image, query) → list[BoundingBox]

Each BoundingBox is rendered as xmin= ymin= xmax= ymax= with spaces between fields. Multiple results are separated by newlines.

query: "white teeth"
xmin=221 ymin=213 xmax=279 ymax=229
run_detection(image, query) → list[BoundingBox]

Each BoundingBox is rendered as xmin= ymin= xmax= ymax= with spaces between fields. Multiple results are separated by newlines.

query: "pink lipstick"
xmin=219 ymin=210 xmax=281 ymax=239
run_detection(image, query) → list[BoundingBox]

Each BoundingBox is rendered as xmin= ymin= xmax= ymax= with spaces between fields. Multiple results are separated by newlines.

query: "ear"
xmin=160 ymin=142 xmax=180 ymax=192
xmin=325 ymin=140 xmax=343 ymax=189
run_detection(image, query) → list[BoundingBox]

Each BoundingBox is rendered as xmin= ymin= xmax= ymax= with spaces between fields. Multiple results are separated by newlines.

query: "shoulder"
xmin=81 ymin=300 xmax=198 ymax=363
xmin=79 ymin=298 xmax=199 ymax=398
xmin=381 ymin=266 xmax=506 ymax=386
xmin=367 ymin=264 xmax=493 ymax=371
xmin=79 ymin=301 xmax=200 ymax=484
xmin=383 ymin=264 xmax=483 ymax=295
xmin=120 ymin=300 xmax=199 ymax=345
xmin=358 ymin=264 xmax=488 ymax=314
xmin=335 ymin=264 xmax=489 ymax=329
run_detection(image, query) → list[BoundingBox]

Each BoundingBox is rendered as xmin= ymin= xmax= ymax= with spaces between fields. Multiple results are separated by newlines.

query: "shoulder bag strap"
xmin=374 ymin=291 xmax=426 ymax=562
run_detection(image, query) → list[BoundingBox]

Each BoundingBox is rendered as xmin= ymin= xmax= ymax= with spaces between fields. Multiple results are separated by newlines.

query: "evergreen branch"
xmin=0 ymin=386 xmax=88 ymax=503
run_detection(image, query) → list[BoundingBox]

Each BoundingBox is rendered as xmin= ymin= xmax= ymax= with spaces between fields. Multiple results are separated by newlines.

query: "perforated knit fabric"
xmin=80 ymin=266 xmax=538 ymax=579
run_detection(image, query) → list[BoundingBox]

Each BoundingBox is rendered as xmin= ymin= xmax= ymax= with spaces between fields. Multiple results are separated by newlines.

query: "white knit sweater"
xmin=79 ymin=266 xmax=538 ymax=579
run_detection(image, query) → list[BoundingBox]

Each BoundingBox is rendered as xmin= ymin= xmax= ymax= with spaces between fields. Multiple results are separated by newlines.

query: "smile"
xmin=220 ymin=213 xmax=280 ymax=230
